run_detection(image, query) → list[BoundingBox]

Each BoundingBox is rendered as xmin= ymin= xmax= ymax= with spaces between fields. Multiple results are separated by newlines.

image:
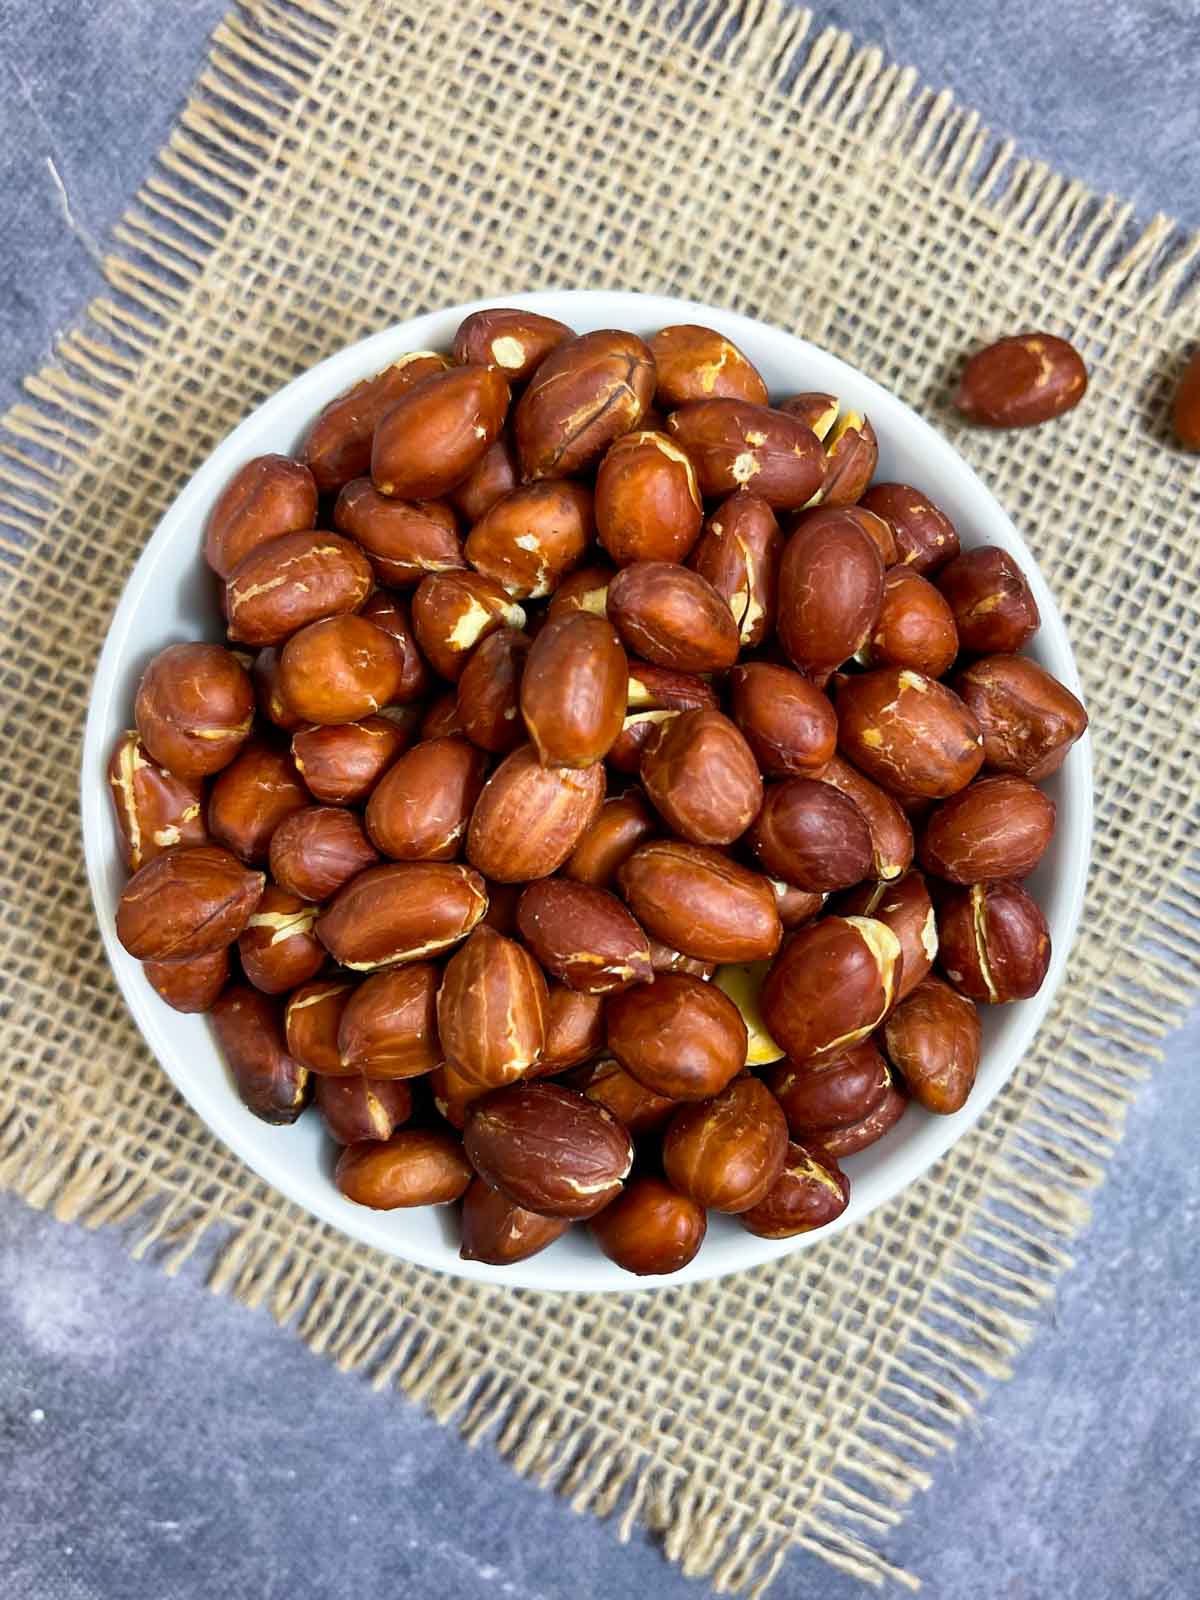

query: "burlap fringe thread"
xmin=2 ymin=2 xmax=1199 ymax=1594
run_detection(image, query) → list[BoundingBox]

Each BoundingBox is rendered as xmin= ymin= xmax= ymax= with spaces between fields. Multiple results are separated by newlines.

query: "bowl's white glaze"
xmin=81 ymin=291 xmax=1092 ymax=1291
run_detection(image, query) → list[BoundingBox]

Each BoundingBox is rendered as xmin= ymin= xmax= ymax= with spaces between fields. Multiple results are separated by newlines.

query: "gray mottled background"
xmin=2 ymin=3 xmax=1199 ymax=1598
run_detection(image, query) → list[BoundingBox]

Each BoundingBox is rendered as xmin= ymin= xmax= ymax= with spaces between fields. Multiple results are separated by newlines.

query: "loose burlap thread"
xmin=2 ymin=1 xmax=1199 ymax=1591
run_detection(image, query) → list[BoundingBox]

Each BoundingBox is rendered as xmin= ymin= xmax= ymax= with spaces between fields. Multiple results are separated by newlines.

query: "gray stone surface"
xmin=2 ymin=3 xmax=1199 ymax=1597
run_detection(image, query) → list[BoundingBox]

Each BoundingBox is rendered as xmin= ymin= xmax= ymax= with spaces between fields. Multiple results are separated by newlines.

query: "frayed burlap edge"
xmin=2 ymin=1 xmax=1199 ymax=1593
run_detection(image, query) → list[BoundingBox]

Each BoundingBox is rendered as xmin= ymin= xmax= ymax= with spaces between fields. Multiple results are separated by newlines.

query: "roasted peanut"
xmin=777 ymin=507 xmax=884 ymax=672
xmin=764 ymin=1040 xmax=890 ymax=1134
xmin=465 ymin=1083 xmax=633 ymax=1218
xmin=539 ymin=985 xmax=607 ymax=1073
xmin=278 ymin=615 xmax=407 ymax=725
xmin=859 ymin=484 xmax=960 ymax=574
xmin=833 ymin=869 xmax=937 ymax=1001
xmin=516 ymin=878 xmax=652 ymax=994
xmin=520 ymin=611 xmax=628 ymax=768
xmin=729 ymin=662 xmax=837 ymax=777
xmin=589 ymin=1175 xmax=706 ymax=1276
xmin=778 ymin=392 xmax=839 ymax=437
xmin=836 ymin=668 xmax=984 ymax=798
xmin=454 ymin=627 xmax=530 ymax=754
xmin=437 ymin=926 xmax=548 ymax=1087
xmin=640 ymin=708 xmax=762 ymax=846
xmin=284 ymin=979 xmax=355 ymax=1074
xmin=627 ymin=664 xmax=718 ymax=713
xmin=563 ymin=790 xmax=659 ymax=889
xmin=205 ymin=454 xmax=318 ymax=578
xmin=357 ymin=590 xmax=435 ymax=704
xmin=606 ymin=972 xmax=747 ymax=1100
xmin=237 ymin=885 xmax=325 ymax=994
xmin=372 ymin=364 xmax=510 ymax=499
xmin=252 ymin=646 xmax=305 ymax=733
xmin=843 ymin=504 xmax=899 ymax=566
xmin=769 ymin=880 xmax=825 ymax=930
xmin=268 ymin=805 xmax=379 ymax=902
xmin=937 ymin=880 xmax=1051 ymax=1003
xmin=816 ymin=411 xmax=878 ymax=507
xmin=739 ymin=1146 xmax=850 ymax=1238
xmin=646 ymin=936 xmax=717 ymax=978
xmin=291 ymin=713 xmax=413 ymax=805
xmin=748 ymin=777 xmax=873 ymax=892
xmin=420 ymin=690 xmax=465 ymax=741
xmin=452 ymin=307 xmax=573 ymax=381
xmin=662 ymin=1076 xmax=788 ymax=1213
xmin=883 ymin=974 xmax=981 ymax=1114
xmin=333 ymin=480 xmax=464 ymax=587
xmin=303 ymin=353 xmax=449 ymax=492
xmin=686 ymin=490 xmax=780 ymax=647
xmin=466 ymin=743 xmax=605 ymax=882
xmin=212 ymin=985 xmax=310 ymax=1124
xmin=135 ymin=643 xmax=254 ymax=780
xmin=224 ymin=530 xmax=373 ymax=646
xmin=465 ymin=481 xmax=593 ymax=598
xmin=607 ymin=560 xmax=740 ymax=672
xmin=429 ymin=1062 xmax=490 ymax=1130
xmin=818 ymin=753 xmax=915 ymax=882
xmin=955 ymin=655 xmax=1088 ymax=780
xmin=863 ymin=565 xmax=959 ymax=677
xmin=365 ymin=735 xmax=487 ymax=861
xmin=108 ymin=731 xmax=206 ymax=871
xmin=337 ymin=962 xmax=441 ymax=1077
xmin=955 ymin=333 xmax=1087 ymax=427
xmin=411 ymin=569 xmax=526 ymax=681
xmin=618 ymin=840 xmax=781 ymax=963
xmin=649 ymin=325 xmax=768 ymax=408
xmin=316 ymin=1075 xmax=413 ymax=1146
xmin=450 ymin=433 xmax=521 ymax=523
xmin=570 ymin=1057 xmax=677 ymax=1134
xmin=667 ymin=399 xmax=825 ymax=508
xmin=515 ymin=330 xmax=655 ymax=479
xmin=595 ymin=430 xmax=703 ymax=565
xmin=143 ymin=947 xmax=229 ymax=1013
xmin=117 ymin=845 xmax=264 ymax=962
xmin=804 ymin=1079 xmax=907 ymax=1159
xmin=547 ymin=562 xmax=616 ymax=620
xmin=336 ymin=1129 xmax=472 ymax=1208
xmin=761 ymin=915 xmax=902 ymax=1064
xmin=460 ymin=1177 xmax=572 ymax=1265
xmin=609 ymin=713 xmax=675 ymax=777
xmin=936 ymin=546 xmax=1040 ymax=655
xmin=316 ymin=860 xmax=488 ymax=970
xmin=919 ymin=775 xmax=1055 ymax=883
xmin=207 ymin=739 xmax=309 ymax=864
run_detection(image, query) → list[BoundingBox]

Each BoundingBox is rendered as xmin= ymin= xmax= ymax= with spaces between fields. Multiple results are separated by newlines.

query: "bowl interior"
xmin=81 ymin=290 xmax=1092 ymax=1291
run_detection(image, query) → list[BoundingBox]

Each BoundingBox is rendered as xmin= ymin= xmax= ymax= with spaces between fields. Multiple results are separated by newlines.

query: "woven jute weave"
xmin=2 ymin=1 xmax=1199 ymax=1590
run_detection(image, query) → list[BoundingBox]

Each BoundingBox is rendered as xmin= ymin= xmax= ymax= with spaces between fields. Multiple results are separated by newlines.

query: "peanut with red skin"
xmin=590 ymin=1176 xmax=706 ymax=1275
xmin=316 ymin=1076 xmax=413 ymax=1145
xmin=460 ymin=1178 xmax=572 ymax=1265
xmin=649 ymin=325 xmax=768 ymax=409
xmin=465 ymin=1083 xmax=633 ymax=1219
xmin=955 ymin=333 xmax=1087 ymax=428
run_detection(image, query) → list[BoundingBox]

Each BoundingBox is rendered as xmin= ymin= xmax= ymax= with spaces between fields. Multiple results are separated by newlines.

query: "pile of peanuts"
xmin=108 ymin=308 xmax=1089 ymax=1276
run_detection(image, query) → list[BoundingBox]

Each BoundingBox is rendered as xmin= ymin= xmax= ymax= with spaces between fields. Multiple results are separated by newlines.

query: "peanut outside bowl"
xmin=81 ymin=291 xmax=1093 ymax=1292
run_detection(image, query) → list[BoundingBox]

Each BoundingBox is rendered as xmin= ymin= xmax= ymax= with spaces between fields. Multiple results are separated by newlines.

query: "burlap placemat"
xmin=3 ymin=1 xmax=1198 ymax=1590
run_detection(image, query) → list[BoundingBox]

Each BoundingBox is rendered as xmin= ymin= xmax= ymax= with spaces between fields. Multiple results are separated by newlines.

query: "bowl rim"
xmin=81 ymin=288 xmax=1093 ymax=1292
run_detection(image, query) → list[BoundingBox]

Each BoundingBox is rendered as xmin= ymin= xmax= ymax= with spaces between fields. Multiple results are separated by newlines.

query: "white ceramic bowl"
xmin=81 ymin=291 xmax=1092 ymax=1291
